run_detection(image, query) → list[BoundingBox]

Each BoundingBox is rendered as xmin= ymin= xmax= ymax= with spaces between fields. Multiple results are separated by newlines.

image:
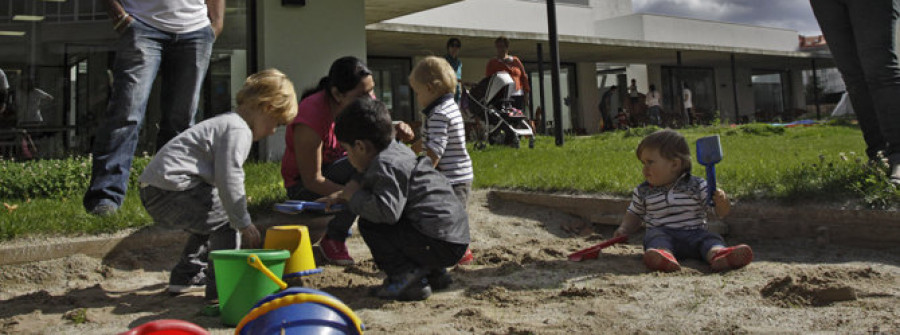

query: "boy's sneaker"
xmin=427 ymin=268 xmax=453 ymax=291
xmin=167 ymin=283 xmax=205 ymax=294
xmin=319 ymin=236 xmax=354 ymax=266
xmin=457 ymin=248 xmax=474 ymax=265
xmin=167 ymin=275 xmax=206 ymax=294
xmin=643 ymin=248 xmax=681 ymax=272
xmin=710 ymin=244 xmax=753 ymax=272
xmin=372 ymin=268 xmax=432 ymax=301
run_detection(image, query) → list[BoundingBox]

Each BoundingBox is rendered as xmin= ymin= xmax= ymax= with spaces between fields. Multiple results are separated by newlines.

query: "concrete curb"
xmin=0 ymin=229 xmax=188 ymax=266
xmin=491 ymin=190 xmax=900 ymax=248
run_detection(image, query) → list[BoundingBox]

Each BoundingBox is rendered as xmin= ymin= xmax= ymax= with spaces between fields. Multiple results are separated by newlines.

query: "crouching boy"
xmin=323 ymin=97 xmax=470 ymax=301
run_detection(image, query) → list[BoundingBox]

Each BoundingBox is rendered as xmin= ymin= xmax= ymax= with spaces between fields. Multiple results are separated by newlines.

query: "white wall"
xmin=590 ymin=0 xmax=633 ymax=21
xmin=577 ymin=62 xmax=601 ymax=132
xmin=385 ymin=0 xmax=596 ymax=37
xmin=593 ymin=14 xmax=644 ymax=39
xmin=625 ymin=64 xmax=648 ymax=93
xmin=256 ymin=0 xmax=367 ymax=161
xmin=642 ymin=15 xmax=799 ymax=51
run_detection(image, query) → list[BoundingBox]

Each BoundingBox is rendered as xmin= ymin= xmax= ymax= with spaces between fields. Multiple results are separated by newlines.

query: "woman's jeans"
xmin=286 ymin=157 xmax=358 ymax=241
xmin=811 ymin=0 xmax=900 ymax=161
xmin=84 ymin=19 xmax=214 ymax=211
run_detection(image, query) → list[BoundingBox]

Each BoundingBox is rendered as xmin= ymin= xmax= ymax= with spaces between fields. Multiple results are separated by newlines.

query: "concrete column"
xmin=255 ymin=0 xmax=367 ymax=161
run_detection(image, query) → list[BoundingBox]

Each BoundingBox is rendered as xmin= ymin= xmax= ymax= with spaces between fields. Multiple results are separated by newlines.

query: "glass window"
xmin=0 ymin=0 xmax=252 ymax=158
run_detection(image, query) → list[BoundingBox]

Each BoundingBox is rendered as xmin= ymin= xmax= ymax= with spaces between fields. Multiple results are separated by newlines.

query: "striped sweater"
xmin=627 ymin=174 xmax=710 ymax=230
xmin=421 ymin=94 xmax=474 ymax=185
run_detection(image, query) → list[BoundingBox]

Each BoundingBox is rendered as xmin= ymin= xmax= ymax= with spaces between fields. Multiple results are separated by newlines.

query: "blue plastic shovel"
xmin=696 ymin=135 xmax=723 ymax=207
xmin=274 ymin=200 xmax=345 ymax=214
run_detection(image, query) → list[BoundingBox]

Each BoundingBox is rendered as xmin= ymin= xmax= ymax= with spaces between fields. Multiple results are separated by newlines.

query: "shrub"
xmin=0 ymin=155 xmax=151 ymax=200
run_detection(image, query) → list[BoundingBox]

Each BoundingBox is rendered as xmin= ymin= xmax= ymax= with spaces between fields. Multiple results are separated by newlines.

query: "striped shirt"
xmin=627 ymin=174 xmax=710 ymax=230
xmin=422 ymin=94 xmax=474 ymax=185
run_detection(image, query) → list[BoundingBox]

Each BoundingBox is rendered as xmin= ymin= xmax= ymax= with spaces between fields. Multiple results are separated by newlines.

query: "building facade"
xmin=0 ymin=0 xmax=831 ymax=161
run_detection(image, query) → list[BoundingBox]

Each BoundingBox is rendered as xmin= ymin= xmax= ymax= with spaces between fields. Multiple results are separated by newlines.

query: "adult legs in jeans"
xmin=648 ymin=106 xmax=662 ymax=126
xmin=139 ymin=183 xmax=236 ymax=300
xmin=811 ymin=0 xmax=900 ymax=168
xmin=84 ymin=20 xmax=214 ymax=213
xmin=286 ymin=157 xmax=358 ymax=241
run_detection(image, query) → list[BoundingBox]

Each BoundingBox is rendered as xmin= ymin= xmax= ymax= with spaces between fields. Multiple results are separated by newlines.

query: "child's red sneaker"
xmin=710 ymin=244 xmax=753 ymax=272
xmin=457 ymin=248 xmax=474 ymax=265
xmin=319 ymin=236 xmax=355 ymax=266
xmin=643 ymin=248 xmax=681 ymax=272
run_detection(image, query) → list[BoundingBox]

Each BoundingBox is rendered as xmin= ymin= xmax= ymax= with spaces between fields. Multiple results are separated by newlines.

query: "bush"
xmin=0 ymin=155 xmax=151 ymax=200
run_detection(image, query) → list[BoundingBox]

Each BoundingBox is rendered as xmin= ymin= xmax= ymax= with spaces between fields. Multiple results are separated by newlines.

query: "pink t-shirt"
xmin=281 ymin=90 xmax=346 ymax=188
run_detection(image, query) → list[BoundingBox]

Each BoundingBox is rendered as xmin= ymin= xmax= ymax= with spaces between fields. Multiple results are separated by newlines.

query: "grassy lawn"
xmin=1 ymin=123 xmax=896 ymax=241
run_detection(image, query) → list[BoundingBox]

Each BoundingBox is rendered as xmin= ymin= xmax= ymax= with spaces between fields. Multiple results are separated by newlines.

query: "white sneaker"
xmin=167 ymin=284 xmax=205 ymax=294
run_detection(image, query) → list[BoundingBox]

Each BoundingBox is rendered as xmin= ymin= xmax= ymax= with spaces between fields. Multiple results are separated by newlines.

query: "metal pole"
xmin=811 ymin=58 xmax=821 ymax=120
xmin=730 ymin=53 xmax=739 ymax=123
xmin=547 ymin=0 xmax=564 ymax=146
xmin=537 ymin=43 xmax=546 ymax=134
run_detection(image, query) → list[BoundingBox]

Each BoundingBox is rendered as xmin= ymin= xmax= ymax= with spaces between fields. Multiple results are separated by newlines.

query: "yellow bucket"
xmin=263 ymin=225 xmax=322 ymax=278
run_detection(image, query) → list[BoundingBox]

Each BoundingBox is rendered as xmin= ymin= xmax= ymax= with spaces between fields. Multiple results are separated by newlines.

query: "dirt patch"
xmin=1 ymin=190 xmax=899 ymax=334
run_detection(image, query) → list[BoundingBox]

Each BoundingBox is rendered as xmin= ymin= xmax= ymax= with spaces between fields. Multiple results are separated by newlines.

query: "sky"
xmin=632 ymin=0 xmax=823 ymax=36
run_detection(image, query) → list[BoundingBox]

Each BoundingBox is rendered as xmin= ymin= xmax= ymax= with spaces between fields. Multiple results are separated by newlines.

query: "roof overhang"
xmin=367 ymin=22 xmax=834 ymax=70
xmin=365 ymin=0 xmax=462 ymax=24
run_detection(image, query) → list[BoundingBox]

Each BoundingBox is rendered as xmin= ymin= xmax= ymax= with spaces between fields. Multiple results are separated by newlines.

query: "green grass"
xmin=1 ymin=123 xmax=897 ymax=241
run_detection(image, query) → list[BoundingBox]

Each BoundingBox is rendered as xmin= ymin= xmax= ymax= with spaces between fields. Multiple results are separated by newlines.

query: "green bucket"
xmin=210 ymin=249 xmax=290 ymax=326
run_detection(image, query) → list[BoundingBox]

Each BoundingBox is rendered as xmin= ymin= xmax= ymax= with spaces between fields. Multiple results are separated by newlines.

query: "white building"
xmin=0 ymin=0 xmax=831 ymax=160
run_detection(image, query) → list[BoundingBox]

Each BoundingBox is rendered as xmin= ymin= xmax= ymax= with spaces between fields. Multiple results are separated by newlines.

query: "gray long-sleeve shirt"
xmin=348 ymin=141 xmax=470 ymax=245
xmin=138 ymin=112 xmax=253 ymax=229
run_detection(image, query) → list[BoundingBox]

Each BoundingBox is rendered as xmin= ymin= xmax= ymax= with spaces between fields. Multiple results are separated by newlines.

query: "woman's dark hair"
xmin=447 ymin=37 xmax=461 ymax=49
xmin=334 ymin=97 xmax=393 ymax=152
xmin=495 ymin=36 xmax=510 ymax=48
xmin=649 ymin=84 xmax=657 ymax=91
xmin=300 ymin=56 xmax=372 ymax=101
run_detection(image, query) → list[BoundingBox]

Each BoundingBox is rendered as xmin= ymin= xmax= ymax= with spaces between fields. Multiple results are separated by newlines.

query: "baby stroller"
xmin=462 ymin=72 xmax=535 ymax=149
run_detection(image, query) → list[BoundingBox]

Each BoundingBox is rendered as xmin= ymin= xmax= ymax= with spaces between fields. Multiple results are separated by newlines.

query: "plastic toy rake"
xmin=696 ymin=135 xmax=723 ymax=207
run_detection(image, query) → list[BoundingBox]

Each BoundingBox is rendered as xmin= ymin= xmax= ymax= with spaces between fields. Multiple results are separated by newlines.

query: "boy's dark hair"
xmin=301 ymin=56 xmax=372 ymax=101
xmin=334 ymin=97 xmax=393 ymax=151
xmin=636 ymin=129 xmax=692 ymax=174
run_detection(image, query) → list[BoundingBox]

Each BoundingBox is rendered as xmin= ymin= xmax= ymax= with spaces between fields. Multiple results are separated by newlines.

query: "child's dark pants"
xmin=140 ymin=183 xmax=238 ymax=300
xmin=358 ymin=218 xmax=467 ymax=276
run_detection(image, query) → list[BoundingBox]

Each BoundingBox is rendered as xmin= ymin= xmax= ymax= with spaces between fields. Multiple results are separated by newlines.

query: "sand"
xmin=1 ymin=190 xmax=898 ymax=334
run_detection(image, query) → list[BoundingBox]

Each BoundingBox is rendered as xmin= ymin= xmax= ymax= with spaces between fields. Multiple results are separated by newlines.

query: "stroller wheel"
xmin=475 ymin=142 xmax=486 ymax=150
xmin=528 ymin=137 xmax=535 ymax=149
xmin=509 ymin=134 xmax=520 ymax=149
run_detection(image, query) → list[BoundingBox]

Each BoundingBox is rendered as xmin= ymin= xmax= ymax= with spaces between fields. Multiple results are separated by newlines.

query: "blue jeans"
xmin=285 ymin=157 xmax=359 ymax=241
xmin=648 ymin=106 xmax=662 ymax=126
xmin=811 ymin=0 xmax=900 ymax=161
xmin=140 ymin=183 xmax=237 ymax=300
xmin=643 ymin=227 xmax=725 ymax=261
xmin=84 ymin=19 xmax=214 ymax=210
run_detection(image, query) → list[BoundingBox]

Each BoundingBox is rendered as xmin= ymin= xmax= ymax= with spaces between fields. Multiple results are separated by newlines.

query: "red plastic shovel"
xmin=567 ymin=235 xmax=629 ymax=262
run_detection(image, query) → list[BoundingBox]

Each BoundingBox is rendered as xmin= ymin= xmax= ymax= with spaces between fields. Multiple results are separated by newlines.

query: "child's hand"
xmin=613 ymin=227 xmax=629 ymax=238
xmin=316 ymin=194 xmax=346 ymax=212
xmin=394 ymin=122 xmax=415 ymax=143
xmin=712 ymin=189 xmax=728 ymax=206
xmin=712 ymin=188 xmax=731 ymax=218
xmin=240 ymin=224 xmax=262 ymax=248
xmin=340 ymin=180 xmax=361 ymax=201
